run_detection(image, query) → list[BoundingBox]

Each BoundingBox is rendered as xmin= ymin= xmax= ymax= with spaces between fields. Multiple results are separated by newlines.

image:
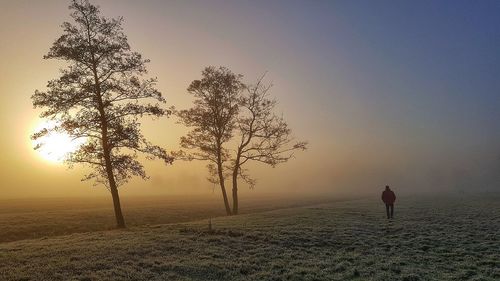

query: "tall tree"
xmin=31 ymin=0 xmax=172 ymax=228
xmin=176 ymin=66 xmax=243 ymax=215
xmin=231 ymin=76 xmax=307 ymax=214
xmin=177 ymin=67 xmax=306 ymax=215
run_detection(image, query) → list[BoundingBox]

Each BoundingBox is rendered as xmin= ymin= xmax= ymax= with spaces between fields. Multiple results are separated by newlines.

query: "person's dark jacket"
xmin=382 ymin=190 xmax=396 ymax=204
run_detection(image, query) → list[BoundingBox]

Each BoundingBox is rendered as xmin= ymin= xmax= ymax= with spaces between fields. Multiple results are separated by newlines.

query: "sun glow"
xmin=32 ymin=120 xmax=85 ymax=164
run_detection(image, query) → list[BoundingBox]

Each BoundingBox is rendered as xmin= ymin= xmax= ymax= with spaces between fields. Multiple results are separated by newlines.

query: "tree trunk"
xmin=232 ymin=166 xmax=239 ymax=215
xmin=109 ymin=181 xmax=126 ymax=228
xmin=231 ymin=149 xmax=243 ymax=215
xmin=215 ymin=140 xmax=232 ymax=215
xmin=93 ymin=67 xmax=125 ymax=228
xmin=100 ymin=114 xmax=126 ymax=228
xmin=87 ymin=23 xmax=126 ymax=229
xmin=101 ymin=116 xmax=126 ymax=228
xmin=217 ymin=160 xmax=232 ymax=216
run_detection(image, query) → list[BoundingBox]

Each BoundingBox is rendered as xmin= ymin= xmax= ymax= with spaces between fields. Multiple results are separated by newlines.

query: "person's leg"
xmin=385 ymin=204 xmax=390 ymax=219
xmin=390 ymin=204 xmax=394 ymax=218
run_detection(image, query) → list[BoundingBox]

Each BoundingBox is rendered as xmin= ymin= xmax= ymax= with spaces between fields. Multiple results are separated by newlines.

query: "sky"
xmin=0 ymin=0 xmax=499 ymax=199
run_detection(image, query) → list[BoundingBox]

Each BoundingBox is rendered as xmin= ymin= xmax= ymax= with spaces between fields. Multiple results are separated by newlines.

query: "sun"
xmin=32 ymin=120 xmax=85 ymax=163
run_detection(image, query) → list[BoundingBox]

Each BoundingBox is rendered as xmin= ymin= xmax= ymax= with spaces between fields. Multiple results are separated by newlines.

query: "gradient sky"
xmin=0 ymin=0 xmax=499 ymax=199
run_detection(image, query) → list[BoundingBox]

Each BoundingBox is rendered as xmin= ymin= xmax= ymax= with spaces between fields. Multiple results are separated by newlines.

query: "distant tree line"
xmin=32 ymin=0 xmax=306 ymax=228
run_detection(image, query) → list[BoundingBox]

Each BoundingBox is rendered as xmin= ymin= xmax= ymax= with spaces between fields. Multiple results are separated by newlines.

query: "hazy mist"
xmin=0 ymin=0 xmax=499 ymax=199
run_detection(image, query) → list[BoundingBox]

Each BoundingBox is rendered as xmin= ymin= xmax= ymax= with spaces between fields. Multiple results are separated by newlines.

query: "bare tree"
xmin=230 ymin=76 xmax=307 ymax=214
xmin=31 ymin=0 xmax=172 ymax=228
xmin=176 ymin=66 xmax=243 ymax=215
xmin=177 ymin=67 xmax=307 ymax=215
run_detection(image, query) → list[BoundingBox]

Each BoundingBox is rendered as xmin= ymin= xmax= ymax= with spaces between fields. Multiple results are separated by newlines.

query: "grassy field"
xmin=0 ymin=194 xmax=498 ymax=280
xmin=0 ymin=195 xmax=333 ymax=243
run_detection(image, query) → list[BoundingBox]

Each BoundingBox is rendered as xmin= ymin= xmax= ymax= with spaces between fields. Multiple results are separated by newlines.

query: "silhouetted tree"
xmin=31 ymin=0 xmax=172 ymax=228
xmin=176 ymin=66 xmax=243 ymax=215
xmin=231 ymin=75 xmax=307 ymax=214
xmin=177 ymin=67 xmax=306 ymax=215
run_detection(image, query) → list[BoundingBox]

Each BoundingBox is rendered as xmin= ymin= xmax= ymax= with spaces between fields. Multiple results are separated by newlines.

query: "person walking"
xmin=381 ymin=185 xmax=396 ymax=219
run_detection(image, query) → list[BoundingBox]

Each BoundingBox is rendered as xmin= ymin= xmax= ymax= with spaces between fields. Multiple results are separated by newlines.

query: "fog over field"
xmin=0 ymin=0 xmax=499 ymax=201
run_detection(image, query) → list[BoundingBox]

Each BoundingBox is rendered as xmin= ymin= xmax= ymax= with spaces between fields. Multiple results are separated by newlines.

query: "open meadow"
xmin=0 ymin=194 xmax=498 ymax=281
xmin=0 ymin=195 xmax=333 ymax=243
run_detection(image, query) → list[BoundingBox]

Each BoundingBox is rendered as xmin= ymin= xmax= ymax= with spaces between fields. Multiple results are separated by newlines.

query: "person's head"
xmin=385 ymin=185 xmax=390 ymax=190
